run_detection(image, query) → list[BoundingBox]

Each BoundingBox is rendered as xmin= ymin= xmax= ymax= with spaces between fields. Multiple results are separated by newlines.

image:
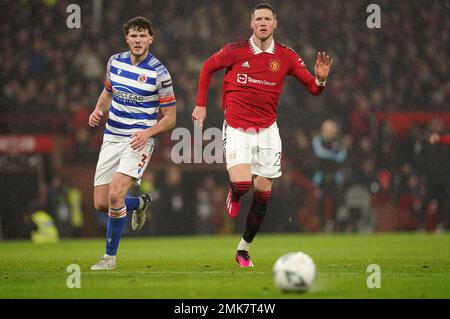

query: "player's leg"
xmin=236 ymin=176 xmax=273 ymax=267
xmin=91 ymin=139 xmax=151 ymax=270
xmin=226 ymin=164 xmax=253 ymax=218
xmin=91 ymin=172 xmax=135 ymax=270
xmin=107 ymin=172 xmax=135 ymax=250
xmin=91 ymin=141 xmax=118 ymax=270
xmin=94 ymin=164 xmax=146 ymax=216
xmin=93 ymin=141 xmax=118 ymax=214
xmin=93 ymin=140 xmax=147 ymax=215
xmin=94 ymin=182 xmax=151 ymax=224
xmin=127 ymin=139 xmax=155 ymax=231
xmin=223 ymin=122 xmax=253 ymax=218
xmin=235 ymin=122 xmax=281 ymax=267
xmin=125 ymin=192 xmax=152 ymax=231
xmin=94 ymin=184 xmax=109 ymax=213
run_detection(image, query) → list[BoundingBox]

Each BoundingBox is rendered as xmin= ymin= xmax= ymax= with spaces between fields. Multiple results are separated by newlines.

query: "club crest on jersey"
xmin=138 ymin=74 xmax=148 ymax=83
xmin=269 ymin=59 xmax=281 ymax=72
xmin=228 ymin=150 xmax=237 ymax=161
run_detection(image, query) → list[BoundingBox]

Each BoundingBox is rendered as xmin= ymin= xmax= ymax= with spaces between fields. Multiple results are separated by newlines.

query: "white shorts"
xmin=222 ymin=121 xmax=282 ymax=178
xmin=94 ymin=138 xmax=155 ymax=186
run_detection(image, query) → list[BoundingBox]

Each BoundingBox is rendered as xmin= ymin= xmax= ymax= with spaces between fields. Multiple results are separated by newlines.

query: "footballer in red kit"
xmin=192 ymin=3 xmax=333 ymax=268
xmin=196 ymin=38 xmax=324 ymax=130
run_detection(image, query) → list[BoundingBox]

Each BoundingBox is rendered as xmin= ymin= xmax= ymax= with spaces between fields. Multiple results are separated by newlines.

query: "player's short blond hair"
xmin=251 ymin=3 xmax=276 ymax=19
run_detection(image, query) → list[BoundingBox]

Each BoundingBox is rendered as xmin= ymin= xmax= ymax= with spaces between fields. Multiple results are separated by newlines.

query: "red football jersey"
xmin=196 ymin=38 xmax=324 ymax=129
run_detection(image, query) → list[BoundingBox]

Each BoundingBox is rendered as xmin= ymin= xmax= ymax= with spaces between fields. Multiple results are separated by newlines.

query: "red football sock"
xmin=243 ymin=190 xmax=272 ymax=243
xmin=230 ymin=181 xmax=252 ymax=202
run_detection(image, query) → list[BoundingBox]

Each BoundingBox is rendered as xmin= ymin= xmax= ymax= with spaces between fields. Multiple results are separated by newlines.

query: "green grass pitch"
xmin=0 ymin=233 xmax=449 ymax=299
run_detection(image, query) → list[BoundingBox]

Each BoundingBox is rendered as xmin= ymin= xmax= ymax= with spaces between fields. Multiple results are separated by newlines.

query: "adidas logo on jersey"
xmin=241 ymin=61 xmax=250 ymax=68
xmin=117 ymin=69 xmax=122 ymax=75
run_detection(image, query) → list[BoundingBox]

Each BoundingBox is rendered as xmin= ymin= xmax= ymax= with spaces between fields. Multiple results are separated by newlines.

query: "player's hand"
xmin=192 ymin=106 xmax=206 ymax=129
xmin=429 ymin=133 xmax=441 ymax=144
xmin=130 ymin=131 xmax=150 ymax=151
xmin=89 ymin=109 xmax=104 ymax=127
xmin=314 ymin=51 xmax=333 ymax=81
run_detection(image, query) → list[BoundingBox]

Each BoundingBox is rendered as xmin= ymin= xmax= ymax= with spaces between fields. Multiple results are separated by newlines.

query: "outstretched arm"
xmin=89 ymin=57 xmax=114 ymax=127
xmin=88 ymin=88 xmax=112 ymax=127
xmin=291 ymin=51 xmax=333 ymax=95
xmin=192 ymin=48 xmax=228 ymax=127
xmin=314 ymin=52 xmax=333 ymax=82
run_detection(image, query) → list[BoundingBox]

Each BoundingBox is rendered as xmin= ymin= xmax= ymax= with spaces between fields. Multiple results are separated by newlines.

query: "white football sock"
xmin=104 ymin=254 xmax=116 ymax=261
xmin=237 ymin=238 xmax=250 ymax=251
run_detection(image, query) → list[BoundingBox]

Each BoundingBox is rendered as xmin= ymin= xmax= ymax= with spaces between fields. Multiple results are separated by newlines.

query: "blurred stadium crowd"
xmin=0 ymin=0 xmax=449 ymax=239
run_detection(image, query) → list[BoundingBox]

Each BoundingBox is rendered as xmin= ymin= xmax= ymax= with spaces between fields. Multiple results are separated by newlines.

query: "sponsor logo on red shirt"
xmin=236 ymin=73 xmax=277 ymax=86
xmin=237 ymin=73 xmax=248 ymax=84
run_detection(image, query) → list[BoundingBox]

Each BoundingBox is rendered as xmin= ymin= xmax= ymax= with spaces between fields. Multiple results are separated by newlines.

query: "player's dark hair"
xmin=251 ymin=3 xmax=276 ymax=18
xmin=123 ymin=16 xmax=153 ymax=36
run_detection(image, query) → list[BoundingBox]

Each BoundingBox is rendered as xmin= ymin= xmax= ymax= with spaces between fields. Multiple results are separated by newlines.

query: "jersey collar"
xmin=128 ymin=50 xmax=152 ymax=67
xmin=249 ymin=36 xmax=275 ymax=55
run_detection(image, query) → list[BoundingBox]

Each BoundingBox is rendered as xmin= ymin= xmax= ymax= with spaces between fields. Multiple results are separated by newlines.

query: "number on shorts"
xmin=274 ymin=152 xmax=281 ymax=166
xmin=138 ymin=154 xmax=148 ymax=169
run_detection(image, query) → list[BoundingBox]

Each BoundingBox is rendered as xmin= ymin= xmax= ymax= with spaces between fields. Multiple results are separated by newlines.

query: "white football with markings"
xmin=273 ymin=251 xmax=316 ymax=292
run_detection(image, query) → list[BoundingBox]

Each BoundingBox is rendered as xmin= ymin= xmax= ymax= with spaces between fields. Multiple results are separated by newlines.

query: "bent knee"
xmin=108 ymin=189 xmax=124 ymax=207
xmin=94 ymin=201 xmax=108 ymax=213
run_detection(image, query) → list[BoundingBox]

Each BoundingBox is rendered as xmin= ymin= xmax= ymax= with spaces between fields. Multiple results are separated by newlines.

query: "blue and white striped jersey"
xmin=103 ymin=51 xmax=176 ymax=142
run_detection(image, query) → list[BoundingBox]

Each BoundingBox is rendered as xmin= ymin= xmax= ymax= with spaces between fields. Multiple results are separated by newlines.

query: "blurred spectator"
xmin=397 ymin=123 xmax=426 ymax=168
xmin=46 ymin=175 xmax=84 ymax=237
xmin=372 ymin=169 xmax=398 ymax=231
xmin=337 ymin=184 xmax=375 ymax=233
xmin=351 ymin=137 xmax=374 ymax=172
xmin=349 ymin=95 xmax=373 ymax=141
xmin=417 ymin=118 xmax=450 ymax=231
xmin=0 ymin=146 xmax=44 ymax=239
xmin=397 ymin=164 xmax=422 ymax=231
xmin=21 ymin=199 xmax=59 ymax=244
xmin=376 ymin=120 xmax=398 ymax=171
xmin=287 ymin=129 xmax=316 ymax=178
xmin=312 ymin=120 xmax=347 ymax=231
xmin=30 ymin=209 xmax=59 ymax=244
xmin=72 ymin=42 xmax=103 ymax=80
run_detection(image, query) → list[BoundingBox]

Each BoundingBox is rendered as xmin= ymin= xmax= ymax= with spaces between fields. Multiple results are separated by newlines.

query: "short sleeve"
xmin=157 ymin=67 xmax=176 ymax=108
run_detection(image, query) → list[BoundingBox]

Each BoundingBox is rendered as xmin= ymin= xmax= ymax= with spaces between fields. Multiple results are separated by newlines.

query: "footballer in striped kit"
xmin=89 ymin=16 xmax=176 ymax=270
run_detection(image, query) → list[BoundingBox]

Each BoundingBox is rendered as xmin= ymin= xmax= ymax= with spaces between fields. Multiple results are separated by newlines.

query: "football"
xmin=273 ymin=251 xmax=316 ymax=292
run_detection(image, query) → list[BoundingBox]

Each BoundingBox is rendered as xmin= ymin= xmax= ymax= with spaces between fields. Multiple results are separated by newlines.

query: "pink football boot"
xmin=236 ymin=250 xmax=254 ymax=267
xmin=226 ymin=189 xmax=241 ymax=218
